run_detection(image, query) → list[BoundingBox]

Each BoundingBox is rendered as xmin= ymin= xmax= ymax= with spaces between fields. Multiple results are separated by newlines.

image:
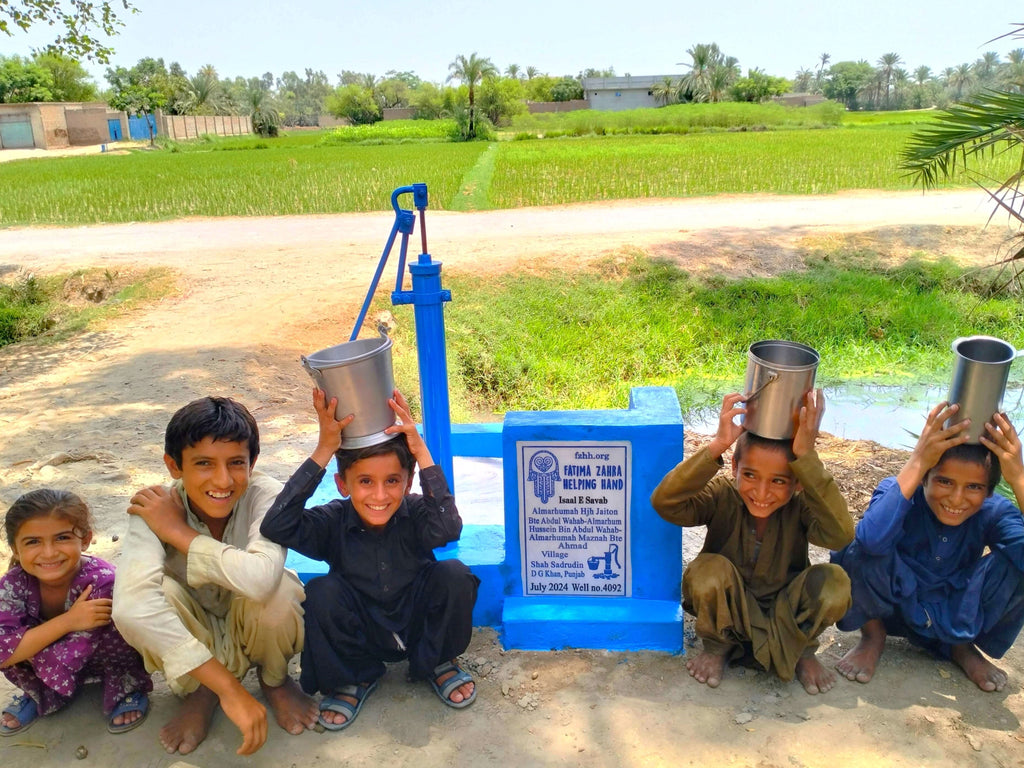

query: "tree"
xmin=0 ymin=54 xmax=53 ymax=102
xmin=247 ymin=80 xmax=278 ymax=137
xmin=1 ymin=0 xmax=135 ymax=62
xmin=105 ymin=58 xmax=169 ymax=144
xmin=948 ymin=62 xmax=975 ymax=99
xmin=822 ymin=60 xmax=875 ymax=109
xmin=32 ymin=51 xmax=95 ymax=101
xmin=185 ymin=64 xmax=222 ymax=114
xmin=652 ymin=76 xmax=679 ymax=106
xmin=550 ymin=75 xmax=583 ymax=102
xmin=876 ymin=52 xmax=902 ymax=107
xmin=477 ymin=76 xmax=525 ymax=125
xmin=902 ymin=24 xmax=1024 ymax=287
xmin=447 ymin=52 xmax=497 ymax=140
xmin=730 ymin=69 xmax=791 ymax=102
xmin=793 ymin=67 xmax=813 ymax=93
xmin=679 ymin=43 xmax=738 ymax=102
xmin=505 ymin=63 xmax=520 ymax=79
xmin=326 ymin=83 xmax=380 ymax=124
xmin=816 ymin=52 xmax=831 ymax=88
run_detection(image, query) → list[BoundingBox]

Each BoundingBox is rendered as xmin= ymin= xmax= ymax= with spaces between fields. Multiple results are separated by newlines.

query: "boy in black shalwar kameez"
xmin=260 ymin=388 xmax=479 ymax=731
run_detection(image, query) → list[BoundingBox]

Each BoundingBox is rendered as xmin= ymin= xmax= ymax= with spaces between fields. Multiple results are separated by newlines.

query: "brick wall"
xmin=526 ymin=100 xmax=590 ymax=114
xmin=65 ymin=105 xmax=109 ymax=146
xmin=158 ymin=111 xmax=253 ymax=140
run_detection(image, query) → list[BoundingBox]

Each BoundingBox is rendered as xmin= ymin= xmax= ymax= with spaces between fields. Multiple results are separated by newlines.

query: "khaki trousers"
xmin=137 ymin=572 xmax=305 ymax=696
xmin=683 ymin=553 xmax=851 ymax=681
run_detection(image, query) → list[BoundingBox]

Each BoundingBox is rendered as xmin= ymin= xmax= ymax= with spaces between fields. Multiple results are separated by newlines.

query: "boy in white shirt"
xmin=113 ymin=397 xmax=315 ymax=755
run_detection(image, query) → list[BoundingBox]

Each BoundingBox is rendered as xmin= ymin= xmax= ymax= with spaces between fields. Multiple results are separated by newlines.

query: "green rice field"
xmin=0 ymin=106 xmax=1013 ymax=226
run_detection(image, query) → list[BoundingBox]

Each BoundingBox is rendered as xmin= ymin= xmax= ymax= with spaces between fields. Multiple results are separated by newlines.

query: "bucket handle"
xmin=743 ymin=370 xmax=779 ymax=403
xmin=300 ymin=356 xmax=326 ymax=389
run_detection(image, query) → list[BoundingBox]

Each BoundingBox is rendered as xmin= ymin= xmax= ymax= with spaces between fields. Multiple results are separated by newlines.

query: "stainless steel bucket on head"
xmin=742 ymin=340 xmax=820 ymax=440
xmin=301 ymin=333 xmax=396 ymax=449
xmin=946 ymin=335 xmax=1022 ymax=443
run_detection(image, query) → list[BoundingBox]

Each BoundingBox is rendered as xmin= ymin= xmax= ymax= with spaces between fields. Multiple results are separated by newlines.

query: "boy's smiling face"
xmin=164 ymin=437 xmax=254 ymax=524
xmin=924 ymin=457 xmax=989 ymax=526
xmin=732 ymin=444 xmax=798 ymax=519
xmin=336 ymin=453 xmax=413 ymax=531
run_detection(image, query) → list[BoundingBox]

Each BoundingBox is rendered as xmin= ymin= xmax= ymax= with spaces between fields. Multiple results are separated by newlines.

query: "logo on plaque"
xmin=527 ymin=450 xmax=560 ymax=503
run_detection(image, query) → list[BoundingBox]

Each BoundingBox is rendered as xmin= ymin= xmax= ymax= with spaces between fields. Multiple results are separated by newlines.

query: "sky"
xmin=4 ymin=0 xmax=1023 ymax=87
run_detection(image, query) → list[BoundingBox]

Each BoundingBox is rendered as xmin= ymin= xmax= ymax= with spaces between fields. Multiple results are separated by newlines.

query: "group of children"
xmin=0 ymin=388 xmax=477 ymax=755
xmin=653 ymin=390 xmax=1024 ymax=695
xmin=2 ymin=380 xmax=1023 ymax=755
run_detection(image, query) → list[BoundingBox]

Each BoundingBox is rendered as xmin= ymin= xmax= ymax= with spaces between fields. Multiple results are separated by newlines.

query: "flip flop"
xmin=107 ymin=692 xmax=149 ymax=734
xmin=318 ymin=680 xmax=378 ymax=732
xmin=429 ymin=661 xmax=477 ymax=709
xmin=1 ymin=694 xmax=39 ymax=736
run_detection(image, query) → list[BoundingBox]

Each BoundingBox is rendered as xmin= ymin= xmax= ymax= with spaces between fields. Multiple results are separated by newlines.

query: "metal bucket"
xmin=946 ymin=335 xmax=1022 ymax=443
xmin=301 ymin=333 xmax=396 ymax=449
xmin=742 ymin=340 xmax=820 ymax=440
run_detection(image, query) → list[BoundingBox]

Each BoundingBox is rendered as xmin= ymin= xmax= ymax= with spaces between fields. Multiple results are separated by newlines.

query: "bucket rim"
xmin=303 ymin=333 xmax=393 ymax=371
xmin=951 ymin=335 xmax=1016 ymax=365
xmin=747 ymin=339 xmax=820 ymax=370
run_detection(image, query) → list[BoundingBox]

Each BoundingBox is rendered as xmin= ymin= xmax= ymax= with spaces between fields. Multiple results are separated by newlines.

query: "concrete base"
xmin=501 ymin=596 xmax=683 ymax=652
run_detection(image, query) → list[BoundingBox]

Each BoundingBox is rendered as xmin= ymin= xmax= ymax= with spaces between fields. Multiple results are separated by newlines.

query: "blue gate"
xmin=127 ymin=114 xmax=156 ymax=140
xmin=107 ymin=119 xmax=123 ymax=141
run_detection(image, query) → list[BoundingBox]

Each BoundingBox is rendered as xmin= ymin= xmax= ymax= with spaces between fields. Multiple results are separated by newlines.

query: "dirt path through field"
xmin=0 ymin=190 xmax=1022 ymax=768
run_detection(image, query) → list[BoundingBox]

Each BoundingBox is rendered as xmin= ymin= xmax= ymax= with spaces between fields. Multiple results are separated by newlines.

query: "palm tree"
xmin=877 ymin=52 xmax=902 ymax=107
xmin=948 ymin=62 xmax=975 ymax=99
xmin=902 ymin=24 xmax=1024 ymax=288
xmin=793 ymin=67 xmax=813 ymax=93
xmin=914 ymin=66 xmax=932 ymax=86
xmin=447 ymin=52 xmax=497 ymax=139
xmin=974 ymin=51 xmax=1001 ymax=85
xmin=816 ymin=52 xmax=831 ymax=87
xmin=187 ymin=64 xmax=222 ymax=114
xmin=505 ymin=63 xmax=521 ymax=79
xmin=525 ymin=66 xmax=539 ymax=81
xmin=651 ymin=76 xmax=678 ymax=106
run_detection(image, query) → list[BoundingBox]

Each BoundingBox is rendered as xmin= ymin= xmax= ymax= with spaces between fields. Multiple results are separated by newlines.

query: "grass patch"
xmin=487 ymin=127 xmax=1018 ymax=206
xmin=319 ymin=120 xmax=459 ymax=145
xmin=508 ymin=101 xmax=845 ymax=137
xmin=383 ymin=252 xmax=1024 ymax=418
xmin=449 ymin=144 xmax=499 ymax=211
xmin=0 ymin=268 xmax=175 ymax=347
xmin=0 ymin=142 xmax=488 ymax=225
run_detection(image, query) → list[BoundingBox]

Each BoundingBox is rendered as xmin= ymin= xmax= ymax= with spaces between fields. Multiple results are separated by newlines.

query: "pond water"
xmin=684 ymin=381 xmax=1024 ymax=450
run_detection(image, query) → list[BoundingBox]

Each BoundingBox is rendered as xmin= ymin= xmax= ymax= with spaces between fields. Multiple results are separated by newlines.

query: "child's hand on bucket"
xmin=792 ymin=388 xmax=826 ymax=458
xmin=385 ymin=389 xmax=434 ymax=470
xmin=708 ymin=393 xmax=747 ymax=460
xmin=312 ymin=387 xmax=355 ymax=461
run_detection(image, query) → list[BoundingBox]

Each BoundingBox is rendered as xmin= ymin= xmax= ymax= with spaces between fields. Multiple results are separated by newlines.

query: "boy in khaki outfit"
xmin=651 ymin=390 xmax=854 ymax=694
xmin=113 ymin=397 xmax=315 ymax=755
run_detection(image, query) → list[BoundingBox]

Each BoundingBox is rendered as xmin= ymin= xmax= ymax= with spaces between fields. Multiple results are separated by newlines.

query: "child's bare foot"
xmin=796 ymin=654 xmax=836 ymax=694
xmin=260 ymin=673 xmax=318 ymax=734
xmin=836 ymin=619 xmax=886 ymax=683
xmin=950 ymin=643 xmax=1008 ymax=692
xmin=686 ymin=650 xmax=727 ymax=688
xmin=160 ymin=686 xmax=218 ymax=754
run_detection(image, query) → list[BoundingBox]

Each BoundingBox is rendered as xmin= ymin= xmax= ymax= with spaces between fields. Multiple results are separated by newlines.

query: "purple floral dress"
xmin=0 ymin=555 xmax=152 ymax=715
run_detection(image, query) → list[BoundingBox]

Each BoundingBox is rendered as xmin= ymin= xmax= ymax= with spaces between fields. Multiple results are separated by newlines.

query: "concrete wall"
xmin=157 ymin=111 xmax=253 ymax=140
xmin=36 ymin=103 xmax=71 ymax=148
xmin=527 ymin=100 xmax=590 ymax=114
xmin=582 ymin=76 xmax=671 ymax=112
xmin=64 ymin=104 xmax=109 ymax=146
xmin=382 ymin=107 xmax=415 ymax=121
xmin=773 ymin=93 xmax=827 ymax=107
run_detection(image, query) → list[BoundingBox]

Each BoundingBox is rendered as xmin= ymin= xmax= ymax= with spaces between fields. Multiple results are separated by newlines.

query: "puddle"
xmin=685 ymin=381 xmax=1024 ymax=450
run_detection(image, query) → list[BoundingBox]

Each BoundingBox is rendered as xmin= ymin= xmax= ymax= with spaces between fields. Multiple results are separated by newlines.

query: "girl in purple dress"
xmin=0 ymin=489 xmax=152 ymax=736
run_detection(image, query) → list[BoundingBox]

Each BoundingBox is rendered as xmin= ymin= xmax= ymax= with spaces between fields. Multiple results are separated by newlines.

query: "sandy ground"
xmin=1 ymin=191 xmax=1024 ymax=767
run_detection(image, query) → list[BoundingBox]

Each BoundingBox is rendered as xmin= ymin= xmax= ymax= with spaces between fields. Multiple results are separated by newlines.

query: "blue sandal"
xmin=1 ymin=694 xmax=39 ymax=736
xmin=429 ymin=661 xmax=477 ymax=709
xmin=107 ymin=692 xmax=149 ymax=734
xmin=318 ymin=680 xmax=378 ymax=732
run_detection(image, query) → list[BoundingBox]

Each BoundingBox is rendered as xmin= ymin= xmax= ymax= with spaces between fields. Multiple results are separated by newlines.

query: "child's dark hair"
xmin=335 ymin=433 xmax=415 ymax=479
xmin=733 ymin=432 xmax=796 ymax=464
xmin=928 ymin=443 xmax=1001 ymax=495
xmin=164 ymin=396 xmax=260 ymax=468
xmin=4 ymin=489 xmax=92 ymax=551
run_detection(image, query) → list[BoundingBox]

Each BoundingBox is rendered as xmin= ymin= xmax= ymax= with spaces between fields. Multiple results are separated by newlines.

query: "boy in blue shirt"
xmin=260 ymin=388 xmax=479 ymax=731
xmin=832 ymin=402 xmax=1024 ymax=691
